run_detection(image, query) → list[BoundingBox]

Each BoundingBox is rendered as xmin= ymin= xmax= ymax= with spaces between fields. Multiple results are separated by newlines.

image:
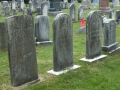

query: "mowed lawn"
xmin=0 ymin=3 xmax=120 ymax=90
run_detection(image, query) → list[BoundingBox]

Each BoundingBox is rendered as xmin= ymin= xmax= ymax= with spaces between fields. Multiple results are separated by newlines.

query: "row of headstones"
xmin=0 ymin=10 xmax=120 ymax=86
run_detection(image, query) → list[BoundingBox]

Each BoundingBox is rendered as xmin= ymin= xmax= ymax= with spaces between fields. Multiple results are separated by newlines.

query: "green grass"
xmin=0 ymin=3 xmax=120 ymax=90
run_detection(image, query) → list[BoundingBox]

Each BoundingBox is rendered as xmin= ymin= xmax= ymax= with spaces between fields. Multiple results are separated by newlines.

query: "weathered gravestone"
xmin=27 ymin=8 xmax=32 ymax=15
xmin=41 ymin=1 xmax=48 ymax=16
xmin=36 ymin=7 xmax=41 ymax=15
xmin=20 ymin=0 xmax=25 ymax=12
xmin=0 ymin=22 xmax=8 ymax=51
xmin=65 ymin=2 xmax=69 ymax=9
xmin=81 ymin=0 xmax=91 ymax=9
xmin=102 ymin=19 xmax=120 ymax=54
xmin=12 ymin=0 xmax=17 ymax=15
xmin=116 ymin=10 xmax=120 ymax=24
xmin=80 ymin=11 xmax=107 ymax=62
xmin=69 ymin=3 xmax=76 ymax=21
xmin=35 ymin=15 xmax=52 ymax=45
xmin=6 ymin=15 xmax=39 ymax=86
xmin=48 ymin=0 xmax=62 ymax=16
xmin=4 ymin=6 xmax=10 ymax=17
xmin=109 ymin=3 xmax=114 ymax=19
xmin=29 ymin=0 xmax=34 ymax=13
xmin=92 ymin=0 xmax=99 ymax=6
xmin=99 ymin=0 xmax=110 ymax=10
xmin=47 ymin=13 xmax=80 ymax=75
xmin=112 ymin=0 xmax=120 ymax=7
xmin=78 ymin=5 xmax=84 ymax=21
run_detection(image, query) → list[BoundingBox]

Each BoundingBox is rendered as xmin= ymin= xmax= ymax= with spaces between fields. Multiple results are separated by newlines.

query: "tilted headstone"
xmin=78 ymin=5 xmax=84 ymax=21
xmin=116 ymin=10 xmax=120 ymax=24
xmin=6 ymin=15 xmax=39 ymax=86
xmin=69 ymin=3 xmax=76 ymax=21
xmin=0 ymin=22 xmax=8 ymax=51
xmin=4 ymin=6 xmax=10 ymax=17
xmin=99 ymin=0 xmax=110 ymax=10
xmin=112 ymin=0 xmax=120 ymax=7
xmin=102 ymin=19 xmax=120 ymax=54
xmin=41 ymin=1 xmax=48 ymax=16
xmin=53 ymin=13 xmax=73 ymax=70
xmin=47 ymin=13 xmax=80 ymax=75
xmin=35 ymin=15 xmax=52 ymax=45
xmin=80 ymin=11 xmax=107 ymax=62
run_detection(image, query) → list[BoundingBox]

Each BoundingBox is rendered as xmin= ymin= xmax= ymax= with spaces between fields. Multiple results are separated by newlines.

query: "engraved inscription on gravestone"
xmin=6 ymin=15 xmax=39 ymax=86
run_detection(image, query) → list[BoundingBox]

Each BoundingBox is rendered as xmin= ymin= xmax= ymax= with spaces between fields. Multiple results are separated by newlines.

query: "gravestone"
xmin=35 ymin=15 xmax=52 ymax=45
xmin=27 ymin=8 xmax=32 ymax=15
xmin=48 ymin=0 xmax=62 ymax=16
xmin=60 ymin=1 xmax=64 ymax=9
xmin=2 ymin=1 xmax=9 ymax=9
xmin=81 ymin=0 xmax=91 ymax=9
xmin=92 ymin=0 xmax=99 ymax=6
xmin=0 ymin=22 xmax=8 ymax=51
xmin=112 ymin=0 xmax=119 ymax=7
xmin=116 ymin=10 xmax=120 ymax=24
xmin=4 ymin=6 xmax=10 ymax=17
xmin=65 ymin=2 xmax=69 ymax=9
xmin=36 ymin=7 xmax=41 ymax=15
xmin=29 ymin=0 xmax=34 ymax=13
xmin=12 ymin=0 xmax=17 ymax=15
xmin=69 ymin=3 xmax=76 ymax=21
xmin=99 ymin=0 xmax=110 ymax=10
xmin=41 ymin=1 xmax=48 ymax=16
xmin=80 ymin=11 xmax=107 ymax=62
xmin=6 ymin=15 xmax=39 ymax=86
xmin=47 ymin=13 xmax=80 ymax=75
xmin=102 ymin=19 xmax=120 ymax=54
xmin=109 ymin=3 xmax=114 ymax=19
xmin=78 ymin=5 xmax=84 ymax=21
xmin=20 ymin=0 xmax=25 ymax=12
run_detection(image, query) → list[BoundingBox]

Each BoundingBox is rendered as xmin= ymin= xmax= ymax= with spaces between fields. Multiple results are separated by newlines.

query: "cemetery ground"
xmin=0 ymin=3 xmax=120 ymax=90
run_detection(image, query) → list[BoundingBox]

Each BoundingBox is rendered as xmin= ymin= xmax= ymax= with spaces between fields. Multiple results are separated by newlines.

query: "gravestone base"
xmin=47 ymin=65 xmax=80 ymax=75
xmin=36 ymin=41 xmax=52 ymax=46
xmin=76 ymin=26 xmax=86 ymax=34
xmin=48 ymin=11 xmax=62 ymax=16
xmin=80 ymin=55 xmax=107 ymax=62
xmin=102 ymin=42 xmax=120 ymax=54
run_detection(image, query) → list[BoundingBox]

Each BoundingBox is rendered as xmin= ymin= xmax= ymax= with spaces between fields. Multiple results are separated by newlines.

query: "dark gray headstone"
xmin=78 ymin=5 xmax=84 ymax=21
xmin=49 ymin=0 xmax=61 ymax=11
xmin=70 ymin=3 xmax=76 ymax=21
xmin=35 ymin=15 xmax=52 ymax=45
xmin=116 ymin=10 xmax=120 ymax=24
xmin=27 ymin=8 xmax=32 ymax=15
xmin=0 ymin=22 xmax=8 ymax=51
xmin=86 ymin=11 xmax=102 ymax=59
xmin=6 ymin=15 xmax=39 ymax=86
xmin=102 ymin=19 xmax=120 ymax=54
xmin=36 ymin=7 xmax=41 ymax=15
xmin=53 ymin=13 xmax=74 ymax=71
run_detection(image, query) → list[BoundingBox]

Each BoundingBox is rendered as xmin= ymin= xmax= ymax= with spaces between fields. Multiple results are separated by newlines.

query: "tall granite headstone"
xmin=78 ymin=5 xmax=84 ymax=21
xmin=99 ymin=0 xmax=110 ymax=10
xmin=6 ymin=15 xmax=39 ymax=86
xmin=70 ymin=3 xmax=76 ymax=21
xmin=80 ymin=11 xmax=107 ymax=62
xmin=102 ymin=19 xmax=120 ymax=54
xmin=35 ymin=15 xmax=52 ymax=45
xmin=0 ymin=22 xmax=8 ymax=51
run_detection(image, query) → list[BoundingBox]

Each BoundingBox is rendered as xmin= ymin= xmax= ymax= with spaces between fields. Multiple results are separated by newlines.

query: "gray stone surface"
xmin=70 ymin=3 xmax=76 ymax=21
xmin=49 ymin=0 xmax=61 ymax=11
xmin=36 ymin=7 xmax=41 ymax=15
xmin=76 ymin=26 xmax=86 ymax=34
xmin=6 ymin=15 xmax=39 ymax=86
xmin=86 ymin=11 xmax=102 ymax=59
xmin=35 ymin=15 xmax=52 ymax=45
xmin=53 ymin=13 xmax=74 ymax=71
xmin=81 ymin=0 xmax=91 ymax=9
xmin=27 ymin=8 xmax=32 ymax=15
xmin=116 ymin=10 xmax=120 ymax=24
xmin=109 ymin=3 xmax=114 ymax=19
xmin=102 ymin=19 xmax=120 ymax=54
xmin=20 ymin=0 xmax=25 ymax=11
xmin=112 ymin=0 xmax=119 ymax=7
xmin=92 ymin=0 xmax=99 ymax=6
xmin=4 ymin=6 xmax=10 ymax=17
xmin=41 ymin=1 xmax=48 ymax=16
xmin=78 ymin=5 xmax=84 ymax=21
xmin=0 ymin=22 xmax=8 ymax=51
